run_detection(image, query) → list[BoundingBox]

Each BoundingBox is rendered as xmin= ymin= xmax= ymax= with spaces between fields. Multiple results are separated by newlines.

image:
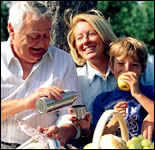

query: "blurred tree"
xmin=1 ymin=1 xmax=154 ymax=54
xmin=46 ymin=1 xmax=97 ymax=52
xmin=1 ymin=1 xmax=97 ymax=53
xmin=1 ymin=1 xmax=9 ymax=41
xmin=97 ymin=1 xmax=154 ymax=54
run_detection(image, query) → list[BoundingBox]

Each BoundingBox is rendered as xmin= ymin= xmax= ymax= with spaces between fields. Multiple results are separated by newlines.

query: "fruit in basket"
xmin=117 ymin=74 xmax=130 ymax=91
xmin=83 ymin=143 xmax=93 ymax=149
xmin=150 ymin=143 xmax=154 ymax=149
xmin=137 ymin=134 xmax=144 ymax=141
xmin=126 ymin=134 xmax=154 ymax=149
xmin=83 ymin=134 xmax=128 ymax=149
xmin=99 ymin=134 xmax=127 ymax=149
xmin=85 ymin=110 xmax=129 ymax=149
xmin=141 ymin=139 xmax=151 ymax=147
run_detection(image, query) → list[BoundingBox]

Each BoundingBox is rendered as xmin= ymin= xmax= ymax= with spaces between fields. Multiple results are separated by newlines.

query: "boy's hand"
xmin=120 ymin=72 xmax=141 ymax=97
xmin=114 ymin=101 xmax=128 ymax=117
xmin=141 ymin=114 xmax=154 ymax=141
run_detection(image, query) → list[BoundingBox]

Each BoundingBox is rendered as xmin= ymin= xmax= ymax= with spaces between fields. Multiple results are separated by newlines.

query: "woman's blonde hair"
xmin=64 ymin=9 xmax=117 ymax=66
xmin=109 ymin=37 xmax=148 ymax=72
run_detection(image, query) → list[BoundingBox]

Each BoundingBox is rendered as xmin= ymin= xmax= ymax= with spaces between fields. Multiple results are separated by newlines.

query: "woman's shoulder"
xmin=76 ymin=64 xmax=87 ymax=75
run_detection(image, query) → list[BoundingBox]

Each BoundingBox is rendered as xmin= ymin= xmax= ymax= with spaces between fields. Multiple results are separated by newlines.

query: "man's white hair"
xmin=8 ymin=1 xmax=51 ymax=33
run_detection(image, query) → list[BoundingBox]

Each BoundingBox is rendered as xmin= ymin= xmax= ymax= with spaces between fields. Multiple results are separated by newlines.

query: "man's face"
xmin=10 ymin=12 xmax=52 ymax=64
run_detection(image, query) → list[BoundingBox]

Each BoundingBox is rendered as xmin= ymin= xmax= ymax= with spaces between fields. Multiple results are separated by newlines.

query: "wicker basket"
xmin=92 ymin=109 xmax=129 ymax=149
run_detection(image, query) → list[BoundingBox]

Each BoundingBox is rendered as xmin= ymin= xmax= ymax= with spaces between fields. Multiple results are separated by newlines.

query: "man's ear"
xmin=8 ymin=23 xmax=15 ymax=40
xmin=109 ymin=61 xmax=114 ymax=74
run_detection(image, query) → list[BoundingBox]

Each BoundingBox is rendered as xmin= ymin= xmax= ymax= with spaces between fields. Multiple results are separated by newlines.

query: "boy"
xmin=92 ymin=37 xmax=154 ymax=138
xmin=69 ymin=37 xmax=154 ymax=147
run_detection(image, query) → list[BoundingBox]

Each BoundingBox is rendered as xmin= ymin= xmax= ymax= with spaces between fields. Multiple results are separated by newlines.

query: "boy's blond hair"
xmin=64 ymin=9 xmax=117 ymax=66
xmin=109 ymin=37 xmax=148 ymax=72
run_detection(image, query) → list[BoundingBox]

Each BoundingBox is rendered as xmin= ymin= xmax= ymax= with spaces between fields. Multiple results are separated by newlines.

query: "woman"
xmin=65 ymin=9 xmax=117 ymax=117
xmin=65 ymin=9 xmax=154 ymax=142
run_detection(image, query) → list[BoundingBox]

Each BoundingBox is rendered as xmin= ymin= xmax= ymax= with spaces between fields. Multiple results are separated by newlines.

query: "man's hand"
xmin=37 ymin=124 xmax=77 ymax=146
xmin=37 ymin=125 xmax=66 ymax=146
xmin=25 ymin=86 xmax=64 ymax=110
xmin=141 ymin=114 xmax=154 ymax=141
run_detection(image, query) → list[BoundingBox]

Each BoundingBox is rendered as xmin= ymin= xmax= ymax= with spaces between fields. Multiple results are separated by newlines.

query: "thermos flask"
xmin=48 ymin=139 xmax=61 ymax=149
xmin=35 ymin=90 xmax=78 ymax=114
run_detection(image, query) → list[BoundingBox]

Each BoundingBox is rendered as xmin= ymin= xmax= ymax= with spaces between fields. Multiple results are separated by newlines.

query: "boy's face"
xmin=110 ymin=55 xmax=144 ymax=80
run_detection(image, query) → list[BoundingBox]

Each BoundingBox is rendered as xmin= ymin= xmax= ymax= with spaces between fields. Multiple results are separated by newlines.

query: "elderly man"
xmin=1 ymin=1 xmax=82 ymax=149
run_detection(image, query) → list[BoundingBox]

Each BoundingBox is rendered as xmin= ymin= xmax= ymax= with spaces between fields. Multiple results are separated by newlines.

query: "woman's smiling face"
xmin=74 ymin=21 xmax=105 ymax=61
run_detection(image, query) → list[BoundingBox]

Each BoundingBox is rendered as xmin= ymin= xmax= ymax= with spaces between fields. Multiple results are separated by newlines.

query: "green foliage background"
xmin=97 ymin=1 xmax=154 ymax=54
xmin=1 ymin=1 xmax=154 ymax=54
xmin=1 ymin=1 xmax=9 ymax=42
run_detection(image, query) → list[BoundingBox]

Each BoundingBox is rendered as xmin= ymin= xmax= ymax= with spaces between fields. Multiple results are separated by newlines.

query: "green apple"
xmin=117 ymin=74 xmax=130 ymax=91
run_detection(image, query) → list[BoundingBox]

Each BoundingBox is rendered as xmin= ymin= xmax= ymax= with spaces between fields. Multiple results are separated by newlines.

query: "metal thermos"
xmin=48 ymin=139 xmax=61 ymax=149
xmin=35 ymin=91 xmax=78 ymax=114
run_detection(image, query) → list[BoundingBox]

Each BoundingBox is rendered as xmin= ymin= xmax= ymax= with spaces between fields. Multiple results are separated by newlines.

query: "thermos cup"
xmin=72 ymin=104 xmax=86 ymax=120
xmin=35 ymin=91 xmax=78 ymax=114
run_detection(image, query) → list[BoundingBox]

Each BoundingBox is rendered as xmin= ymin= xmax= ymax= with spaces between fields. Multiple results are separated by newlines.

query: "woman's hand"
xmin=68 ymin=108 xmax=91 ymax=136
